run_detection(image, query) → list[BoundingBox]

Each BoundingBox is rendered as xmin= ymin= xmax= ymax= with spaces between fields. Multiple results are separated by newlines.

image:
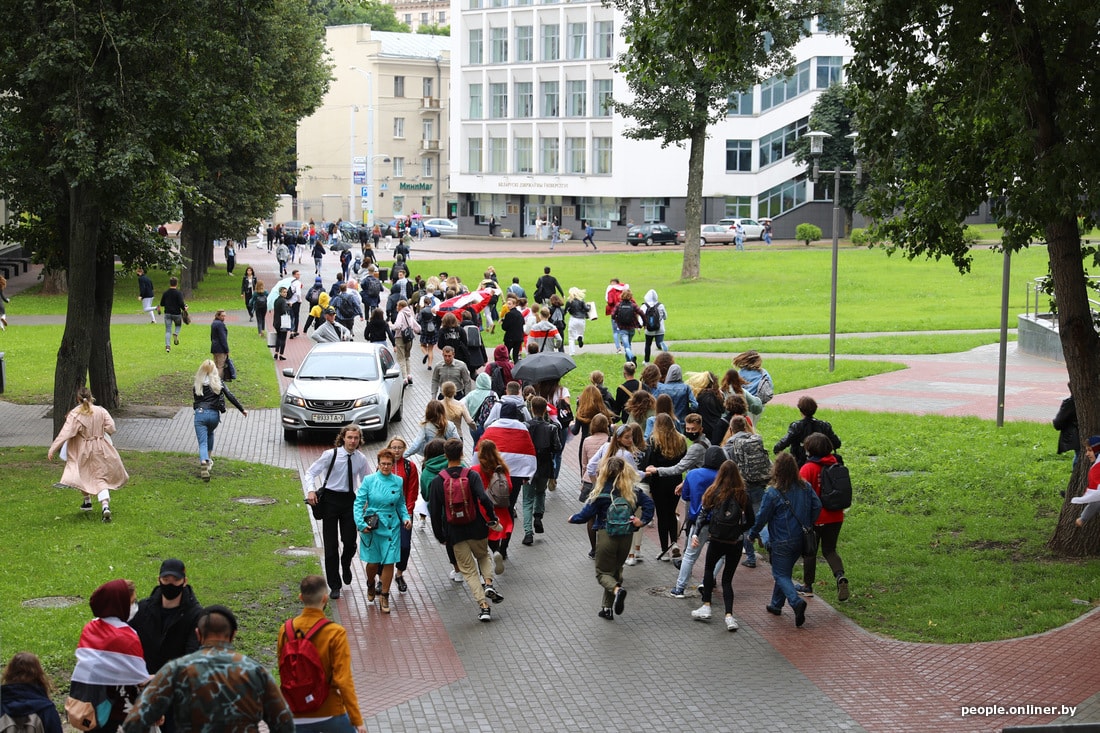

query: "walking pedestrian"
xmin=392 ymin=299 xmax=420 ymax=383
xmin=287 ymin=270 xmax=303 ymax=338
xmin=611 ymin=288 xmax=641 ymax=363
xmin=388 ymin=437 xmax=420 ymax=595
xmin=749 ymin=452 xmax=820 ymax=627
xmin=582 ymin=220 xmax=597 ymax=249
xmin=690 ymin=460 xmax=754 ymax=631
xmin=210 ymin=310 xmax=231 ymax=379
xmin=240 ymin=267 xmax=257 ymax=322
xmin=641 ymin=413 xmax=688 ymax=559
xmin=191 ymin=359 xmax=247 ymax=481
xmin=569 ymin=456 xmax=654 ymax=620
xmin=772 ymin=396 xmax=843 ymax=467
xmin=799 ymin=432 xmax=850 ymax=601
xmin=137 ymin=267 xmax=157 ymax=323
xmin=354 ymin=448 xmax=412 ymax=614
xmin=47 ymin=387 xmax=128 ymax=522
xmin=276 ymin=239 xmax=289 ymax=278
xmin=641 ymin=289 xmax=668 ymax=362
xmin=273 ymin=286 xmax=290 ymax=360
xmin=224 ymin=240 xmax=237 ymax=275
xmin=158 ymin=276 xmax=188 ymax=353
xmin=251 ymin=280 xmax=268 ymax=336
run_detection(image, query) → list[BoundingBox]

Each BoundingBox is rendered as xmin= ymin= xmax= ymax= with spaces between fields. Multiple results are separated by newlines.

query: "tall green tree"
xmin=793 ymin=82 xmax=861 ymax=233
xmin=847 ymin=0 xmax=1100 ymax=554
xmin=610 ymin=0 xmax=814 ymax=279
xmin=313 ymin=0 xmax=408 ymax=31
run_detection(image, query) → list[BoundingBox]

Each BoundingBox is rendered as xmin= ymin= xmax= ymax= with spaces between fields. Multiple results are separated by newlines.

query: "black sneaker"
xmin=533 ymin=517 xmax=544 ymax=534
xmin=613 ymin=587 xmax=628 ymax=615
xmin=522 ymin=532 xmax=534 ymax=546
xmin=578 ymin=336 xmax=584 ymax=348
xmin=330 ymin=588 xmax=341 ymax=600
xmin=766 ymin=604 xmax=783 ymax=616
xmin=597 ymin=607 xmax=614 ymax=620
xmin=484 ymin=585 xmax=504 ymax=604
xmin=478 ymin=606 xmax=492 ymax=622
xmin=794 ymin=599 xmax=807 ymax=628
xmin=81 ymin=498 xmax=93 ymax=511
xmin=342 ymin=565 xmax=353 ymax=585
xmin=395 ymin=576 xmax=408 ymax=593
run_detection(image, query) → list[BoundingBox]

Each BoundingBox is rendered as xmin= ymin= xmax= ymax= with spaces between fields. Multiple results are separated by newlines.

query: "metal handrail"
xmin=1027 ymin=275 xmax=1100 ymax=321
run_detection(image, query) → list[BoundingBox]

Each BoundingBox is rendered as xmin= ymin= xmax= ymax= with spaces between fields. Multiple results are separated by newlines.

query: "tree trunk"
xmin=1047 ymin=215 xmax=1100 ymax=555
xmin=39 ymin=268 xmax=68 ymax=295
xmin=52 ymin=185 xmax=99 ymax=435
xmin=679 ymin=102 xmax=708 ymax=280
xmin=87 ymin=241 xmax=119 ymax=411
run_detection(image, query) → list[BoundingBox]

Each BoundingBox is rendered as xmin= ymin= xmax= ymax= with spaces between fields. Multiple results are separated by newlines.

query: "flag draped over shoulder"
xmin=479 ymin=419 xmax=537 ymax=479
xmin=72 ymin=617 xmax=151 ymax=686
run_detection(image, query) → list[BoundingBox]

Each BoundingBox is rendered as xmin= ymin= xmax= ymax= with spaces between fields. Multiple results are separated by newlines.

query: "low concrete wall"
xmin=1018 ymin=313 xmax=1063 ymax=362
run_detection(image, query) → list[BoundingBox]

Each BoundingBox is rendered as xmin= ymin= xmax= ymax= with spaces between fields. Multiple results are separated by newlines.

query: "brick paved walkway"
xmin=3 ymin=238 xmax=1098 ymax=732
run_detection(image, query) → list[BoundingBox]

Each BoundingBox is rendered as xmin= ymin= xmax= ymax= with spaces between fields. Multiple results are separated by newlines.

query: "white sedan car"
xmin=422 ymin=218 xmax=458 ymax=236
xmin=716 ymin=218 xmax=765 ymax=240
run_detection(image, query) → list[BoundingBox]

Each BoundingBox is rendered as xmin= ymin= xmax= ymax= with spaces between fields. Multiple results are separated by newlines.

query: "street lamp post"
xmin=806 ymin=130 xmax=861 ymax=372
xmin=350 ymin=66 xmax=378 ymax=225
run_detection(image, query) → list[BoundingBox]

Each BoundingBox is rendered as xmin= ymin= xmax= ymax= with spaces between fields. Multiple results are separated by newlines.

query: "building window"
xmin=488 ymin=137 xmax=507 ymax=173
xmin=567 ymin=22 xmax=587 ymax=60
xmin=514 ymin=137 xmax=533 ymax=173
xmin=816 ymin=56 xmax=843 ymax=88
xmin=592 ymin=137 xmax=612 ymax=174
xmin=727 ymin=90 xmax=753 ymax=116
xmin=540 ymin=81 xmax=559 ymax=117
xmin=423 ymin=78 xmax=433 ymax=98
xmin=540 ymin=136 xmax=559 ymax=173
xmin=816 ymin=12 xmax=841 ymax=33
xmin=725 ymin=140 xmax=752 ymax=172
xmin=394 ymin=76 xmax=405 ymax=97
xmin=423 ymin=157 xmax=433 ymax=177
xmin=724 ymin=196 xmax=752 ymax=218
xmin=593 ymin=20 xmax=613 ymax=59
xmin=393 ymin=117 xmax=405 ymax=138
xmin=405 ymin=13 xmax=412 ymax=24
xmin=515 ymin=25 xmax=533 ymax=62
xmin=422 ymin=118 xmax=434 ymax=141
xmin=566 ymin=80 xmax=586 ymax=117
xmin=594 ymin=79 xmax=613 ymax=116
xmin=421 ymin=12 xmax=428 ymax=24
xmin=491 ymin=27 xmax=508 ymax=63
xmin=759 ymin=60 xmax=810 ymax=112
xmin=566 ymin=137 xmax=586 ymax=174
xmin=641 ymin=198 xmax=668 ymax=223
xmin=468 ymin=139 xmax=483 ymax=173
xmin=578 ymin=196 xmax=619 ymax=228
xmin=491 ymin=0 xmax=506 ymax=6
xmin=438 ymin=11 xmax=446 ymax=23
xmin=469 ymin=0 xmax=481 ymax=7
xmin=759 ymin=116 xmax=808 ymax=168
xmin=393 ymin=157 xmax=405 ymax=177
xmin=469 ymin=29 xmax=483 ymax=64
xmin=468 ymin=83 xmax=483 ymax=119
xmin=541 ymin=24 xmax=560 ymax=61
xmin=758 ymin=175 xmax=807 ymax=219
xmin=490 ymin=83 xmax=508 ymax=118
xmin=514 ymin=81 xmax=533 ymax=118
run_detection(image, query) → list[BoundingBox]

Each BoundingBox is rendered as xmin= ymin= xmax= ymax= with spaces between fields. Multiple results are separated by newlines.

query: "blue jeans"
xmin=193 ymin=409 xmax=221 ymax=463
xmin=295 ymin=714 xmax=356 ymax=732
xmin=768 ymin=539 xmax=804 ymax=610
xmin=673 ymin=523 xmax=706 ymax=591
xmin=164 ymin=314 xmax=182 ymax=347
xmin=620 ymin=330 xmax=636 ymax=362
xmin=522 ymin=477 xmax=548 ymax=534
xmin=612 ymin=325 xmax=624 ymax=352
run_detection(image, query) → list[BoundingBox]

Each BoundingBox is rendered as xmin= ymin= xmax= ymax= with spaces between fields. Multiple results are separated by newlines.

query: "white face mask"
xmin=129 ymin=603 xmax=139 ymax=621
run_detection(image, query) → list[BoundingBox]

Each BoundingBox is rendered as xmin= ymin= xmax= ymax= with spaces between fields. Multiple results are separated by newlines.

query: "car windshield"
xmin=297 ymin=353 xmax=379 ymax=381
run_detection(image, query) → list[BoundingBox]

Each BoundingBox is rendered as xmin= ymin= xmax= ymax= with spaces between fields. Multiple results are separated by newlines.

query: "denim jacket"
xmin=749 ymin=482 xmax=821 ymax=546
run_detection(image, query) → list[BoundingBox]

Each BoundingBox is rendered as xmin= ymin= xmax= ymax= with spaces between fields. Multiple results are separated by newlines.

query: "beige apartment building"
xmin=389 ymin=0 xmax=450 ymax=32
xmin=295 ymin=25 xmax=452 ymax=226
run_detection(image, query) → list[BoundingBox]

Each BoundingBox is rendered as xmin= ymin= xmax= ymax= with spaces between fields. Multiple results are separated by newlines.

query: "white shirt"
xmin=304 ymin=447 xmax=369 ymax=493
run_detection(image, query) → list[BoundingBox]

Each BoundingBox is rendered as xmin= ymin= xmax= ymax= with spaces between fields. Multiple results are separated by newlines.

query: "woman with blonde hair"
xmin=402 ymin=400 xmax=459 ymax=458
xmin=189 ymin=359 xmax=247 ymax=481
xmin=568 ymin=456 xmax=654 ymax=619
xmin=642 ymin=413 xmax=688 ymax=559
xmin=565 ymin=286 xmax=588 ymax=355
xmin=47 ymin=387 xmax=129 ymax=521
xmin=571 ymin=384 xmax=615 ymax=463
xmin=691 ymin=460 xmax=754 ymax=631
xmin=441 ymin=380 xmax=476 ymax=437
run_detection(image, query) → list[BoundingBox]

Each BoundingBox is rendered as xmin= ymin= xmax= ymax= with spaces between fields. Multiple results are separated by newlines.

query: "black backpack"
xmin=819 ymin=459 xmax=853 ymax=511
xmin=306 ymin=285 xmax=323 ymax=307
xmin=707 ymin=495 xmax=753 ymax=543
xmin=525 ymin=418 xmax=561 ymax=478
xmin=614 ymin=301 xmax=637 ymax=330
xmin=487 ymin=364 xmax=506 ymax=396
xmin=364 ymin=277 xmax=382 ymax=299
xmin=644 ymin=303 xmax=662 ymax=332
xmin=334 ymin=294 xmax=358 ymax=320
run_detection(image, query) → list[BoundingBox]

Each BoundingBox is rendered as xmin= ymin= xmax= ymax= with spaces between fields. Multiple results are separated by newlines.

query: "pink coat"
xmin=49 ymin=406 xmax=129 ymax=495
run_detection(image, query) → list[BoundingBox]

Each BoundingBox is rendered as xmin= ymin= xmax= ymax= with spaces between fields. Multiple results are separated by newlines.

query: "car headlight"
xmin=284 ymin=393 xmax=306 ymax=408
xmin=352 ymin=395 xmax=379 ymax=408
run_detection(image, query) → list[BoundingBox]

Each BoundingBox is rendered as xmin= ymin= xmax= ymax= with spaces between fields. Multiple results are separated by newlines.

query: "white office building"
xmin=450 ymin=1 xmax=852 ymax=239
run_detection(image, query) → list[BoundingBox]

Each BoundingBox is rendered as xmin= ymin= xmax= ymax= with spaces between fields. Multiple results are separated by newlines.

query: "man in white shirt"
xmin=303 ymin=425 xmax=370 ymax=598
xmin=310 ymin=307 xmax=353 ymax=343
xmin=288 ymin=270 xmax=303 ymax=337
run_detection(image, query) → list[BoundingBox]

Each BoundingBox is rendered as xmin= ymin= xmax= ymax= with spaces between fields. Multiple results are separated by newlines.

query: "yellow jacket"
xmin=309 ymin=292 xmax=331 ymax=320
xmin=276 ymin=606 xmax=362 ymax=726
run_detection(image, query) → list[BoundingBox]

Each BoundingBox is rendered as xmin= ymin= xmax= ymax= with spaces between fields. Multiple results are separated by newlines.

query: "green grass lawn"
xmin=1 ymin=450 xmax=314 ymax=694
xmin=674 ymin=332 xmax=1015 ymax=355
xmin=0 ymin=324 xmax=281 ymax=407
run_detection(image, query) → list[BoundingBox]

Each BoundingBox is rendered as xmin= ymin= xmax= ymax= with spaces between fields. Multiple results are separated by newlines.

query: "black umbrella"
xmin=512 ymin=351 xmax=577 ymax=383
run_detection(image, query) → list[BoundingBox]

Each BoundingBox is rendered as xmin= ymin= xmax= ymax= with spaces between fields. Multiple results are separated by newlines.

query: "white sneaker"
xmin=450 ymin=570 xmax=465 ymax=583
xmin=493 ymin=551 xmax=505 ymax=575
xmin=624 ymin=555 xmax=637 ymax=566
xmin=691 ymin=605 xmax=712 ymax=621
xmin=725 ymin=615 xmax=739 ymax=632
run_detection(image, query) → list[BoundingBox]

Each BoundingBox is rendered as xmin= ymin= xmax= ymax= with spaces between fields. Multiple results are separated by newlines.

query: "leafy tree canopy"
xmin=313 ymin=0 xmax=409 ymax=32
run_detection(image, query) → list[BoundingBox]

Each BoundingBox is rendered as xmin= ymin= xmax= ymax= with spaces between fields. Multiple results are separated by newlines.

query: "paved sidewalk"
xmin=4 ymin=239 xmax=1099 ymax=731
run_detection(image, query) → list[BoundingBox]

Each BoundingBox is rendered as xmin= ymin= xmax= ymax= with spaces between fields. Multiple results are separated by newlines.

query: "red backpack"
xmin=442 ymin=468 xmax=477 ymax=525
xmin=279 ymin=618 xmax=331 ymax=713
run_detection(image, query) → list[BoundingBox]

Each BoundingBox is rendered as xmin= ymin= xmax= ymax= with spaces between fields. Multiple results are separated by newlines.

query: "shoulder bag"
xmin=780 ymin=489 xmax=818 ymax=557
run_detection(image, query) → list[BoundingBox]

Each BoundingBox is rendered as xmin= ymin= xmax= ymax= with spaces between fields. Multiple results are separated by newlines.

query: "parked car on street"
xmin=716 ymin=217 xmax=766 ymax=240
xmin=280 ymin=342 xmax=405 ymax=442
xmin=422 ymin=218 xmax=458 ymax=236
xmin=676 ymin=224 xmax=738 ymax=246
xmin=626 ymin=223 xmax=679 ymax=246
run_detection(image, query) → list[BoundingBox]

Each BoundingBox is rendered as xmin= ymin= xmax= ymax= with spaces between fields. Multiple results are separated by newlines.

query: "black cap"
xmin=159 ymin=558 xmax=186 ymax=579
xmin=323 ymin=306 xmax=337 ymax=315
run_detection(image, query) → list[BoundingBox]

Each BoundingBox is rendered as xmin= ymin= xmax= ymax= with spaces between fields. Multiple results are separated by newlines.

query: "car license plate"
xmin=311 ymin=413 xmax=345 ymax=423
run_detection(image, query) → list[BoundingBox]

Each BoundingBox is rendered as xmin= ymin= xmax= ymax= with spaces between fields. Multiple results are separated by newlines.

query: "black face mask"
xmin=160 ymin=583 xmax=185 ymax=600
xmin=685 ymin=431 xmax=700 ymax=441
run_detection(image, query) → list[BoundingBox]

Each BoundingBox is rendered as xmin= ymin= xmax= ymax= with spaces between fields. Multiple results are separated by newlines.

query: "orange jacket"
xmin=276 ymin=607 xmax=362 ymax=726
